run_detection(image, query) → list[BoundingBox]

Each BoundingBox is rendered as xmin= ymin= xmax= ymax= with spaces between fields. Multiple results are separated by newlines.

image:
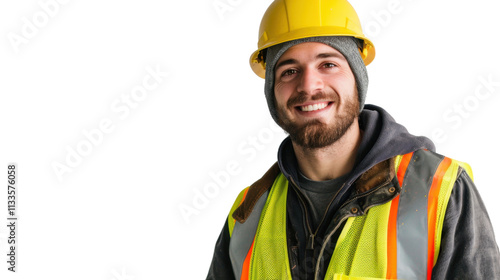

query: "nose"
xmin=296 ymin=67 xmax=324 ymax=95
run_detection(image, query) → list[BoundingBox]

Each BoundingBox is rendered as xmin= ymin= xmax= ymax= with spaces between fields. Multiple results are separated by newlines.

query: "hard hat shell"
xmin=249 ymin=0 xmax=375 ymax=78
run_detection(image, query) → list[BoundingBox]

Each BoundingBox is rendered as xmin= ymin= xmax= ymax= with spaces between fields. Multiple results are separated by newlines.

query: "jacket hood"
xmin=277 ymin=104 xmax=435 ymax=191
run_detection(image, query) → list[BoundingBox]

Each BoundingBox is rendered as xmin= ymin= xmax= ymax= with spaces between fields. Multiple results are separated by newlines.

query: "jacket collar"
xmin=233 ymin=157 xmax=396 ymax=223
xmin=233 ymin=105 xmax=433 ymax=223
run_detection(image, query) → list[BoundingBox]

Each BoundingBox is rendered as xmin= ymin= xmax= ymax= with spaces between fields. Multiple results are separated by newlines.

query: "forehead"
xmin=277 ymin=42 xmax=346 ymax=63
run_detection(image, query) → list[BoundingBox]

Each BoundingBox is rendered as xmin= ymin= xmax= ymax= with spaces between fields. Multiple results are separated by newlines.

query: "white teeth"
xmin=300 ymin=103 xmax=328 ymax=112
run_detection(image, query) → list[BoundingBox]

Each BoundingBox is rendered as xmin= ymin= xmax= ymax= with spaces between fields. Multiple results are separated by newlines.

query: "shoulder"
xmin=227 ymin=162 xmax=282 ymax=231
xmin=405 ymin=149 xmax=473 ymax=181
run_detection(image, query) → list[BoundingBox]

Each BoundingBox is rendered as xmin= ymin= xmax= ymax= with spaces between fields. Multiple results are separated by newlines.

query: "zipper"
xmin=289 ymin=178 xmax=346 ymax=250
xmin=313 ymin=179 xmax=395 ymax=280
xmin=315 ymin=182 xmax=346 ymax=234
xmin=289 ymin=178 xmax=315 ymax=249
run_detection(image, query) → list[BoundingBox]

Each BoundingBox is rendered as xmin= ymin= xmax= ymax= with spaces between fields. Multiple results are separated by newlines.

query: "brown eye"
xmin=281 ymin=69 xmax=298 ymax=77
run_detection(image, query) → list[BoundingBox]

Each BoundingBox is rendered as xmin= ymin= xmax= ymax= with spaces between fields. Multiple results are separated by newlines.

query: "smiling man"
xmin=275 ymin=42 xmax=359 ymax=149
xmin=273 ymin=41 xmax=362 ymax=182
xmin=207 ymin=0 xmax=500 ymax=279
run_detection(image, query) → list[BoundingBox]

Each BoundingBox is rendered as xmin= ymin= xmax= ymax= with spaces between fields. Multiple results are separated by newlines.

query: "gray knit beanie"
xmin=264 ymin=36 xmax=368 ymax=125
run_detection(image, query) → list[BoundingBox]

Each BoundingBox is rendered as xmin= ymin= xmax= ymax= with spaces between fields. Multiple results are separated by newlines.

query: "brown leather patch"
xmin=353 ymin=157 xmax=395 ymax=193
xmin=232 ymin=156 xmax=397 ymax=222
xmin=232 ymin=162 xmax=281 ymax=223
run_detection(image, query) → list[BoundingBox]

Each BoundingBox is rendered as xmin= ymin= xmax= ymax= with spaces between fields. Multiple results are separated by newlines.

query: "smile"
xmin=299 ymin=102 xmax=330 ymax=112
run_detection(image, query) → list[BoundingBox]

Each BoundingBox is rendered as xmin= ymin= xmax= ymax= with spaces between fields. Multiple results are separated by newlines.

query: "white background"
xmin=0 ymin=0 xmax=499 ymax=279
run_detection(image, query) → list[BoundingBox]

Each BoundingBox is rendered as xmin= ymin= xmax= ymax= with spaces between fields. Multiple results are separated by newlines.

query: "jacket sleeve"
xmin=432 ymin=169 xmax=500 ymax=279
xmin=206 ymin=219 xmax=236 ymax=280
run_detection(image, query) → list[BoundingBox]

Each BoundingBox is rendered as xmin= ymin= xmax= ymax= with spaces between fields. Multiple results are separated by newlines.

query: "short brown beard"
xmin=276 ymin=92 xmax=359 ymax=149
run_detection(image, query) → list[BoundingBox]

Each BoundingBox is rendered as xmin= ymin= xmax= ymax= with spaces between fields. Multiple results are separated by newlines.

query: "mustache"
xmin=286 ymin=92 xmax=336 ymax=108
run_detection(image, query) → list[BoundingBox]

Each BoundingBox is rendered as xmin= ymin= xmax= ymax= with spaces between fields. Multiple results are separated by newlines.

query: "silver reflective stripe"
xmin=397 ymin=150 xmax=443 ymax=279
xmin=229 ymin=191 xmax=269 ymax=280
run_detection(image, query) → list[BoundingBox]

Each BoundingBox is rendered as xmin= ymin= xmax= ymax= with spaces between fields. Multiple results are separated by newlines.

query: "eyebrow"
xmin=317 ymin=52 xmax=344 ymax=59
xmin=275 ymin=52 xmax=345 ymax=70
xmin=275 ymin=58 xmax=298 ymax=70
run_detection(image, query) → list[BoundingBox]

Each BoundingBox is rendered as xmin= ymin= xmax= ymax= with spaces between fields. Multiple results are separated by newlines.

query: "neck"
xmin=292 ymin=119 xmax=362 ymax=181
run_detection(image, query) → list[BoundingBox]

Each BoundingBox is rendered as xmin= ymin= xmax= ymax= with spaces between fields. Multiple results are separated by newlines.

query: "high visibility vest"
xmin=227 ymin=150 xmax=473 ymax=280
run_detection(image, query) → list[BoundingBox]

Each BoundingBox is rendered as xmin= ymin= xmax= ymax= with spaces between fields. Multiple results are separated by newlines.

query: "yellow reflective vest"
xmin=226 ymin=150 xmax=473 ymax=280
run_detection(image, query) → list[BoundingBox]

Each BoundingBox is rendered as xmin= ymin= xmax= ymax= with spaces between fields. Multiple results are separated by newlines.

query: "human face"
xmin=274 ymin=42 xmax=359 ymax=149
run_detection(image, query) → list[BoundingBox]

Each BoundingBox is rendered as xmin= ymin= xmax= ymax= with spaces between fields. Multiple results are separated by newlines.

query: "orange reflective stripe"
xmin=240 ymin=240 xmax=254 ymax=280
xmin=397 ymin=153 xmax=413 ymax=186
xmin=387 ymin=152 xmax=412 ymax=279
xmin=386 ymin=195 xmax=399 ymax=279
xmin=426 ymin=157 xmax=452 ymax=280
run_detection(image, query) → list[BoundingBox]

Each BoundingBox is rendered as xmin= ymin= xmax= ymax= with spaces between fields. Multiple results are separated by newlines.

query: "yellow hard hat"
xmin=249 ymin=0 xmax=375 ymax=78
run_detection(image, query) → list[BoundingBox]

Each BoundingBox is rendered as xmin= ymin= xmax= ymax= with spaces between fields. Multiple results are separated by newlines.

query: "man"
xmin=207 ymin=0 xmax=500 ymax=279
